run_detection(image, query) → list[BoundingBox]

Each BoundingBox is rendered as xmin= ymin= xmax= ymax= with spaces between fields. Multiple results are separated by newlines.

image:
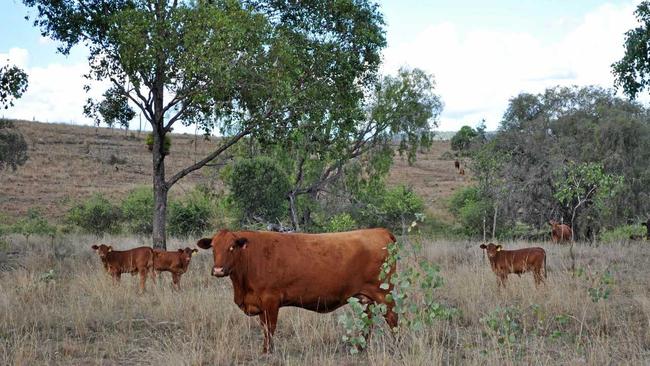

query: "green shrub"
xmin=67 ymin=193 xmax=122 ymax=236
xmin=168 ymin=188 xmax=216 ymax=238
xmin=121 ymin=186 xmax=153 ymax=236
xmin=325 ymin=213 xmax=358 ymax=232
xmin=599 ymin=224 xmax=646 ymax=242
xmin=145 ymin=133 xmax=171 ymax=155
xmin=355 ymin=184 xmax=424 ymax=233
xmin=449 ymin=186 xmax=496 ymax=238
xmin=225 ymin=157 xmax=291 ymax=222
xmin=13 ymin=208 xmax=57 ymax=243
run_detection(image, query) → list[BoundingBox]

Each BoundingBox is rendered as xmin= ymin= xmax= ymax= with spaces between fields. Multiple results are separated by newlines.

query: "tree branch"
xmin=166 ymin=127 xmax=253 ymax=188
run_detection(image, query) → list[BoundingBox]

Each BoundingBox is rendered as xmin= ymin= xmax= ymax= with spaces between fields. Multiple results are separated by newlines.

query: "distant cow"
xmin=197 ymin=228 xmax=397 ymax=353
xmin=454 ymin=160 xmax=460 ymax=170
xmin=91 ymin=244 xmax=154 ymax=292
xmin=459 ymin=168 xmax=465 ymax=176
xmin=479 ymin=243 xmax=546 ymax=287
xmin=549 ymin=220 xmax=572 ymax=243
xmin=152 ymin=248 xmax=199 ymax=290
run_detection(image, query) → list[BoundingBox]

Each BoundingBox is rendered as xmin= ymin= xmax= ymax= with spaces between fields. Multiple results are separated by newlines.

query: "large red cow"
xmin=91 ymin=244 xmax=154 ymax=292
xmin=479 ymin=243 xmax=546 ymax=287
xmin=197 ymin=228 xmax=398 ymax=353
xmin=152 ymin=248 xmax=199 ymax=290
xmin=549 ymin=220 xmax=572 ymax=243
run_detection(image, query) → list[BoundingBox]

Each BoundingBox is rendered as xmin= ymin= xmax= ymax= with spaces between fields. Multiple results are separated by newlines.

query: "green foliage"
xmin=339 ymin=232 xmax=455 ymax=354
xmin=450 ymin=125 xmax=479 ymax=154
xmin=480 ymin=307 xmax=522 ymax=345
xmin=84 ymin=86 xmax=135 ymax=128
xmin=449 ymin=186 xmax=494 ymax=237
xmin=554 ymin=162 xmax=624 ymax=211
xmin=612 ymin=1 xmax=650 ymax=99
xmin=324 ymin=213 xmax=358 ymax=233
xmin=225 ymin=157 xmax=291 ymax=223
xmin=576 ymin=268 xmax=615 ymax=303
xmin=355 ymin=184 xmax=425 ymax=233
xmin=121 ymin=187 xmax=153 ymax=236
xmin=67 ymin=194 xmax=122 ymax=237
xmin=13 ymin=208 xmax=56 ymax=242
xmin=168 ymin=188 xmax=216 ymax=238
xmin=0 ymin=64 xmax=28 ymax=109
xmin=600 ymin=224 xmax=647 ymax=242
xmin=145 ymin=133 xmax=171 ymax=155
xmin=0 ymin=119 xmax=28 ymax=171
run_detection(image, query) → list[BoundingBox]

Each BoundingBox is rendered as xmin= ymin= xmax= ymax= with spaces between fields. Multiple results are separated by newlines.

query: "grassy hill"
xmin=0 ymin=120 xmax=471 ymax=222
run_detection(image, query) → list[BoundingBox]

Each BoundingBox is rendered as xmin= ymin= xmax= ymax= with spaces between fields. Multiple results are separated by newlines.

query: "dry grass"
xmin=1 ymin=235 xmax=649 ymax=365
xmin=0 ymin=120 xmax=469 ymax=223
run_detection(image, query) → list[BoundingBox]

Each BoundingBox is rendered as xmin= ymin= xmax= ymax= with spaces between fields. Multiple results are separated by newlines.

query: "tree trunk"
xmin=152 ymin=125 xmax=168 ymax=249
xmin=288 ymin=192 xmax=300 ymax=232
xmin=492 ymin=204 xmax=498 ymax=241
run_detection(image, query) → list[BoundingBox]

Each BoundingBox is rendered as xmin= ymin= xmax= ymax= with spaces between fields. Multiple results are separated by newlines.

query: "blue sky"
xmin=0 ymin=0 xmax=643 ymax=131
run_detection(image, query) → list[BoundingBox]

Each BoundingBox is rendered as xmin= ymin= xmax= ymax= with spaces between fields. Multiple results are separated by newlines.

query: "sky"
xmin=0 ymin=0 xmax=644 ymax=132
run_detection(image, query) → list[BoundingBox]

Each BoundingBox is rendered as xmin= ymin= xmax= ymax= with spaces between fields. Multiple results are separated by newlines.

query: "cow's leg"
xmin=112 ymin=272 xmax=121 ymax=285
xmin=498 ymin=274 xmax=507 ymax=288
xmin=533 ymin=269 xmax=544 ymax=287
xmin=258 ymin=300 xmax=279 ymax=353
xmin=172 ymin=273 xmax=181 ymax=291
xmin=150 ymin=269 xmax=157 ymax=285
xmin=138 ymin=268 xmax=147 ymax=293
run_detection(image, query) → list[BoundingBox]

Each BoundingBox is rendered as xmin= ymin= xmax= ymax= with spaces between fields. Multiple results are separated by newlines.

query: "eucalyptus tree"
xmin=24 ymin=0 xmax=386 ymax=248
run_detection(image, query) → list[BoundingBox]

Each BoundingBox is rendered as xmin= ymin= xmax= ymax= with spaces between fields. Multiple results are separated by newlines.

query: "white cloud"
xmin=382 ymin=1 xmax=641 ymax=131
xmin=0 ymin=47 xmax=29 ymax=68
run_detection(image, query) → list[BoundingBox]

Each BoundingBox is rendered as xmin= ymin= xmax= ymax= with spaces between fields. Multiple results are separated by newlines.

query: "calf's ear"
xmin=496 ymin=245 xmax=503 ymax=251
xmin=196 ymin=238 xmax=213 ymax=249
xmin=91 ymin=245 xmax=99 ymax=250
xmin=192 ymin=248 xmax=199 ymax=256
xmin=479 ymin=244 xmax=487 ymax=249
xmin=178 ymin=249 xmax=184 ymax=253
xmin=107 ymin=246 xmax=113 ymax=252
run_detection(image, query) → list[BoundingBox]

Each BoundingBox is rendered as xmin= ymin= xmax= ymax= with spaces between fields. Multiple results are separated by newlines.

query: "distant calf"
xmin=91 ymin=244 xmax=154 ymax=292
xmin=454 ymin=160 xmax=460 ymax=170
xmin=479 ymin=243 xmax=546 ymax=287
xmin=549 ymin=220 xmax=572 ymax=243
xmin=152 ymin=248 xmax=198 ymax=289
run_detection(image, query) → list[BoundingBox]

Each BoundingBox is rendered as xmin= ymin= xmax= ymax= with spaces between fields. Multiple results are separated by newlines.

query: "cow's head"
xmin=178 ymin=247 xmax=199 ymax=265
xmin=197 ymin=230 xmax=247 ymax=277
xmin=548 ymin=220 xmax=558 ymax=227
xmin=479 ymin=243 xmax=502 ymax=258
xmin=91 ymin=244 xmax=112 ymax=259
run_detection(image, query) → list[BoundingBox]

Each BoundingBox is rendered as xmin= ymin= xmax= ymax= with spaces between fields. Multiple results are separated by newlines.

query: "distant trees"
xmin=0 ymin=64 xmax=28 ymax=110
xmin=462 ymin=86 xmax=650 ymax=240
xmin=450 ymin=122 xmax=486 ymax=155
xmin=0 ymin=64 xmax=29 ymax=172
xmin=613 ymin=1 xmax=650 ymax=99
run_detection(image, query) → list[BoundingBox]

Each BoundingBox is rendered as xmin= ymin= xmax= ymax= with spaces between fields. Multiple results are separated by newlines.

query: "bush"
xmin=121 ymin=187 xmax=153 ymax=236
xmin=450 ymin=125 xmax=479 ymax=154
xmin=354 ymin=184 xmax=425 ymax=233
xmin=67 ymin=193 xmax=122 ymax=236
xmin=599 ymin=224 xmax=646 ymax=242
xmin=168 ymin=188 xmax=216 ymax=238
xmin=325 ymin=213 xmax=358 ymax=232
xmin=225 ymin=157 xmax=291 ymax=222
xmin=145 ymin=133 xmax=171 ymax=155
xmin=13 ymin=208 xmax=56 ymax=243
xmin=449 ymin=186 xmax=496 ymax=238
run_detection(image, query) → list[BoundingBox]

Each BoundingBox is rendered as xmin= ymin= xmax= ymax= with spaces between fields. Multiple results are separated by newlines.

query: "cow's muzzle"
xmin=212 ymin=266 xmax=227 ymax=277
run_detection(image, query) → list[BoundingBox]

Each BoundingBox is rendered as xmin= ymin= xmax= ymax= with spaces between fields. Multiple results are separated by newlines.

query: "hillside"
xmin=0 ymin=120 xmax=471 ymax=222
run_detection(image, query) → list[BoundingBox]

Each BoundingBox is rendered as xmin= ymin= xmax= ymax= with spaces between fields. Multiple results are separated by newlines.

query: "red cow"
xmin=197 ymin=228 xmax=397 ymax=353
xmin=454 ymin=160 xmax=460 ymax=170
xmin=152 ymin=248 xmax=199 ymax=290
xmin=549 ymin=220 xmax=572 ymax=243
xmin=91 ymin=244 xmax=154 ymax=292
xmin=479 ymin=243 xmax=546 ymax=287
xmin=459 ymin=168 xmax=465 ymax=176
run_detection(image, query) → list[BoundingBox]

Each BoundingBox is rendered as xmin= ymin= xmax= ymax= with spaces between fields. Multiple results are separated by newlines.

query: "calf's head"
xmin=197 ymin=230 xmax=247 ymax=277
xmin=91 ymin=244 xmax=113 ymax=259
xmin=178 ymin=247 xmax=199 ymax=265
xmin=479 ymin=243 xmax=502 ymax=259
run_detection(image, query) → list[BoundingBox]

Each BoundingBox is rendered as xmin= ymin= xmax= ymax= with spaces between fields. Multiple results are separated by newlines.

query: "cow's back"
xmin=108 ymin=247 xmax=153 ymax=273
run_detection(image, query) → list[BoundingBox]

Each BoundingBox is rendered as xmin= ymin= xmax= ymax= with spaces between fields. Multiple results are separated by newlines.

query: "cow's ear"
xmin=197 ymin=238 xmax=213 ymax=249
xmin=192 ymin=249 xmax=198 ymax=256
xmin=235 ymin=237 xmax=248 ymax=249
xmin=479 ymin=244 xmax=487 ymax=249
xmin=178 ymin=249 xmax=184 ymax=253
xmin=107 ymin=246 xmax=113 ymax=252
xmin=91 ymin=245 xmax=99 ymax=250
xmin=496 ymin=245 xmax=503 ymax=251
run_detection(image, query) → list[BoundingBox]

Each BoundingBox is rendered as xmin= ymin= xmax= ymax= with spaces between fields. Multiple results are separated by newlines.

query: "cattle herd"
xmin=91 ymin=219 xmax=649 ymax=353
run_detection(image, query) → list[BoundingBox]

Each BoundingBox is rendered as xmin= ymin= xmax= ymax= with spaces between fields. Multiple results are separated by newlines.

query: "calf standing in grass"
xmin=152 ymin=248 xmax=198 ymax=290
xmin=91 ymin=244 xmax=154 ymax=292
xmin=479 ymin=243 xmax=546 ymax=287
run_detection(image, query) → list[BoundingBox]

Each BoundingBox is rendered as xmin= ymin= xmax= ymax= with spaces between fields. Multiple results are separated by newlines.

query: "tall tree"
xmin=0 ymin=64 xmax=29 ymax=172
xmin=612 ymin=1 xmax=650 ymax=99
xmin=0 ymin=64 xmax=28 ymax=110
xmin=24 ymin=0 xmax=386 ymax=248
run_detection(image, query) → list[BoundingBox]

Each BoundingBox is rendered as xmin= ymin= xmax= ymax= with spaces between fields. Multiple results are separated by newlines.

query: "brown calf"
xmin=549 ymin=220 xmax=572 ymax=243
xmin=91 ymin=244 xmax=154 ymax=292
xmin=454 ymin=160 xmax=460 ymax=170
xmin=459 ymin=167 xmax=465 ymax=175
xmin=479 ymin=243 xmax=546 ymax=287
xmin=152 ymin=248 xmax=199 ymax=289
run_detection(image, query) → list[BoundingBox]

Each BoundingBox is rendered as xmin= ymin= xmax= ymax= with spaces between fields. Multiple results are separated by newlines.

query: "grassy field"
xmin=0 ymin=120 xmax=470 ymax=223
xmin=1 ymin=234 xmax=648 ymax=365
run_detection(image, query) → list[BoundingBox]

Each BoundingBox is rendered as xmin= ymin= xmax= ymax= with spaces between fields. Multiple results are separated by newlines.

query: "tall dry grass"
xmin=1 ymin=234 xmax=649 ymax=365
